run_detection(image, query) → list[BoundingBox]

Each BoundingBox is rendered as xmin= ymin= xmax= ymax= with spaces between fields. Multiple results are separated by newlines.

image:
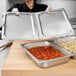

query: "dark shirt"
xmin=7 ymin=2 xmax=48 ymax=12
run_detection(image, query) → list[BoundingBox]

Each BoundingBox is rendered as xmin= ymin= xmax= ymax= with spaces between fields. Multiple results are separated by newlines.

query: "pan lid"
xmin=2 ymin=13 xmax=38 ymax=40
xmin=36 ymin=9 xmax=74 ymax=39
xmin=2 ymin=9 xmax=74 ymax=40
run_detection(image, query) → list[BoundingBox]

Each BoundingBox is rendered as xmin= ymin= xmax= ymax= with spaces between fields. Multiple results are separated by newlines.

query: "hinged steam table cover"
xmin=2 ymin=9 xmax=74 ymax=40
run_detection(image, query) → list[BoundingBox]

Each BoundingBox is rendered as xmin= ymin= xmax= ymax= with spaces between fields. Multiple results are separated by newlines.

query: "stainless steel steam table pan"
xmin=21 ymin=41 xmax=76 ymax=68
xmin=55 ymin=35 xmax=76 ymax=59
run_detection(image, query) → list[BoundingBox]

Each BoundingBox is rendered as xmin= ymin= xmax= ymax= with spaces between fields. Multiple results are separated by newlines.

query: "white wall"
xmin=0 ymin=0 xmax=6 ymax=27
xmin=6 ymin=0 xmax=23 ymax=10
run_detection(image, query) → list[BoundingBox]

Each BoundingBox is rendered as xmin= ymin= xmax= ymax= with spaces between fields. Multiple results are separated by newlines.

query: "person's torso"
xmin=8 ymin=3 xmax=48 ymax=12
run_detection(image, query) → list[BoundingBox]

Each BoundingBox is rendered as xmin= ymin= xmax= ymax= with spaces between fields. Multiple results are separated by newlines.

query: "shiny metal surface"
xmin=2 ymin=13 xmax=38 ymax=40
xmin=38 ymin=9 xmax=74 ymax=38
xmin=2 ymin=9 xmax=74 ymax=40
xmin=55 ymin=35 xmax=76 ymax=59
xmin=21 ymin=41 xmax=75 ymax=68
xmin=55 ymin=35 xmax=76 ymax=42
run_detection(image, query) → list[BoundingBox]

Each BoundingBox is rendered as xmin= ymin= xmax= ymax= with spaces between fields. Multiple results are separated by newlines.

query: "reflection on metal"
xmin=2 ymin=9 xmax=74 ymax=40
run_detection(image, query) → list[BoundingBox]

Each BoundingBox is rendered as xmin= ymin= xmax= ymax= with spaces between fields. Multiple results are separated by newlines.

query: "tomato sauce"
xmin=27 ymin=46 xmax=66 ymax=60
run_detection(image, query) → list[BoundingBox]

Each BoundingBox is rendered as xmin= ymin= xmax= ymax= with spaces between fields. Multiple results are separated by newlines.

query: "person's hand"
xmin=12 ymin=8 xmax=19 ymax=16
xmin=45 ymin=8 xmax=51 ymax=14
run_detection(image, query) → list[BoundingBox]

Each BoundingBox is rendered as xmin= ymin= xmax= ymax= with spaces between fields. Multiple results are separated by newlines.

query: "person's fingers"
xmin=12 ymin=8 xmax=19 ymax=16
xmin=45 ymin=8 xmax=51 ymax=14
xmin=15 ymin=11 xmax=19 ymax=16
xmin=12 ymin=11 xmax=19 ymax=16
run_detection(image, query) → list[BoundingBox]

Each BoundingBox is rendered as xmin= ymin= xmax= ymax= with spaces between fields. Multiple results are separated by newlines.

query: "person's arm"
xmin=7 ymin=4 xmax=18 ymax=12
xmin=40 ymin=4 xmax=51 ymax=13
xmin=7 ymin=4 xmax=19 ymax=15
